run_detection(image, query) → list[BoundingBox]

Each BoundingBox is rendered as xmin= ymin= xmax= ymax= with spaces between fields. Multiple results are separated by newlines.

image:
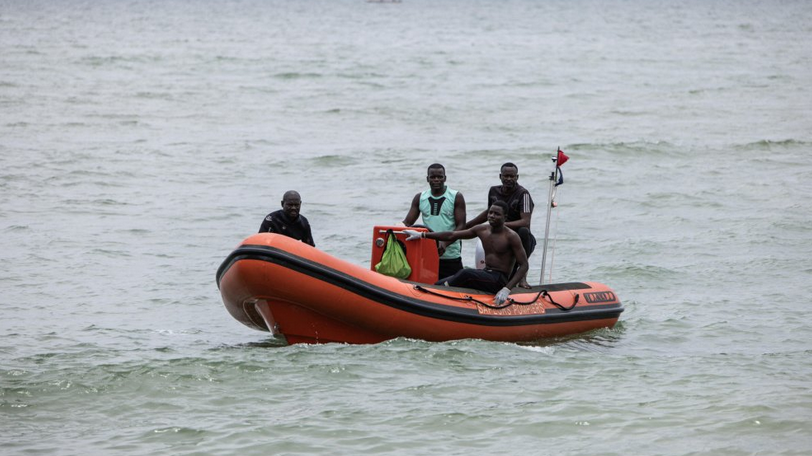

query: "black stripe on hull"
xmin=217 ymin=245 xmax=624 ymax=327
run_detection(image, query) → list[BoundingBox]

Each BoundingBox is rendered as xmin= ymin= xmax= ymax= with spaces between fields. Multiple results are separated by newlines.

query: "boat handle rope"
xmin=510 ymin=290 xmax=579 ymax=311
xmin=413 ymin=285 xmax=579 ymax=311
xmin=414 ymin=285 xmax=511 ymax=308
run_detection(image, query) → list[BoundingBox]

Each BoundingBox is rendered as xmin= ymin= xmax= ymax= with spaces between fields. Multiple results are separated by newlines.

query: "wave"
xmin=3 ymin=224 xmax=30 ymax=232
xmin=567 ymin=140 xmax=678 ymax=156
xmin=308 ymin=154 xmax=359 ymax=166
xmin=740 ymin=139 xmax=810 ymax=150
xmin=273 ymin=72 xmax=323 ymax=80
xmin=77 ymin=54 xmax=165 ymax=67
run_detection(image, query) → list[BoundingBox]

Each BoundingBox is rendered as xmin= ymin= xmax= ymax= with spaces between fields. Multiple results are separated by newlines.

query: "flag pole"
xmin=539 ymin=149 xmax=562 ymax=285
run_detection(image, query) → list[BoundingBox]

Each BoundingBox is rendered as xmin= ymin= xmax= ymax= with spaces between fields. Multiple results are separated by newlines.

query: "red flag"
xmin=557 ymin=149 xmax=569 ymax=166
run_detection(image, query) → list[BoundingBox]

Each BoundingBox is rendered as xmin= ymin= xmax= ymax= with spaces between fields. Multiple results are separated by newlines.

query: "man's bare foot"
xmin=518 ymin=279 xmax=531 ymax=289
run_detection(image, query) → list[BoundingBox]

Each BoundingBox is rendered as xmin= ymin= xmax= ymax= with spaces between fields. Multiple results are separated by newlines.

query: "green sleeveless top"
xmin=419 ymin=186 xmax=461 ymax=260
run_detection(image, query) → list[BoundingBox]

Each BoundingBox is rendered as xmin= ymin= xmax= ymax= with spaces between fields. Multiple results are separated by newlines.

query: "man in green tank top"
xmin=402 ymin=163 xmax=467 ymax=280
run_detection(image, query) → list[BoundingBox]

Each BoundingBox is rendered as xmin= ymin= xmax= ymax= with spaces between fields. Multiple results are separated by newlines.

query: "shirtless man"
xmin=403 ymin=200 xmax=529 ymax=304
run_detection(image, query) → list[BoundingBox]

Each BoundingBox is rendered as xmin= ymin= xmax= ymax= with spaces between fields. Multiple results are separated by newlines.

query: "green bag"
xmin=375 ymin=229 xmax=412 ymax=279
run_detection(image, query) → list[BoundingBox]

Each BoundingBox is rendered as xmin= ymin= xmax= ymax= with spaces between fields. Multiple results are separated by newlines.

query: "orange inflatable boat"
xmin=216 ymin=226 xmax=623 ymax=344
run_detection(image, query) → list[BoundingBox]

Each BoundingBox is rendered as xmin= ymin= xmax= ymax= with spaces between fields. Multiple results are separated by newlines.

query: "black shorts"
xmin=436 ymin=267 xmax=508 ymax=294
xmin=438 ymin=257 xmax=464 ymax=281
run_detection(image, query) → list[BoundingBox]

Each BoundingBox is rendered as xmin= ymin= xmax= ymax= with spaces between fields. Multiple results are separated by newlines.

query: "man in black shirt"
xmin=259 ymin=190 xmax=315 ymax=247
xmin=465 ymin=163 xmax=535 ymax=287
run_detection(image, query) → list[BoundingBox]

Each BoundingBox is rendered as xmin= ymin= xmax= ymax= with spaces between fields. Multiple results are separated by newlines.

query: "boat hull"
xmin=217 ymin=234 xmax=623 ymax=344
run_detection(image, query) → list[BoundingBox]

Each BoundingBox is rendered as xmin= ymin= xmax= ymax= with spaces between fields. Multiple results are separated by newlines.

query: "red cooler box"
xmin=370 ymin=226 xmax=439 ymax=284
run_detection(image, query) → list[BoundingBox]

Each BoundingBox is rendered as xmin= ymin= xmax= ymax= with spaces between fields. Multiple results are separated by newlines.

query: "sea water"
xmin=1 ymin=0 xmax=811 ymax=454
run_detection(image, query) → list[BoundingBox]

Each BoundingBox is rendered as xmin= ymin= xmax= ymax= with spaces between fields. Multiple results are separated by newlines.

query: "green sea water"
xmin=2 ymin=0 xmax=811 ymax=454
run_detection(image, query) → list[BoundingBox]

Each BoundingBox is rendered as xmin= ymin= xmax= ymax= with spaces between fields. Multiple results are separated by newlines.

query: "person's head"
xmin=499 ymin=163 xmax=519 ymax=190
xmin=487 ymin=200 xmax=509 ymax=227
xmin=426 ymin=163 xmax=447 ymax=193
xmin=280 ymin=190 xmax=302 ymax=220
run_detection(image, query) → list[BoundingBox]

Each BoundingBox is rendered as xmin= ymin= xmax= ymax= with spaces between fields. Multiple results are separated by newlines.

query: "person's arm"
xmin=436 ymin=192 xmax=467 ymax=256
xmin=463 ymin=208 xmax=487 ymax=230
xmin=403 ymin=226 xmax=480 ymax=243
xmin=494 ymin=232 xmax=529 ymax=303
xmin=259 ymin=216 xmax=273 ymax=233
xmin=304 ymin=223 xmax=315 ymax=247
xmin=402 ymin=193 xmax=421 ymax=226
xmin=503 ymin=233 xmax=529 ymax=290
xmin=453 ymin=192 xmax=466 ymax=231
xmin=505 ymin=210 xmax=531 ymax=230
xmin=504 ymin=192 xmax=532 ymax=230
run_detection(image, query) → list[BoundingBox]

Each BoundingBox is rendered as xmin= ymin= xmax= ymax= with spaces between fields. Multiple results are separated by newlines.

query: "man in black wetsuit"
xmin=259 ymin=190 xmax=315 ymax=247
xmin=465 ymin=162 xmax=535 ymax=288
